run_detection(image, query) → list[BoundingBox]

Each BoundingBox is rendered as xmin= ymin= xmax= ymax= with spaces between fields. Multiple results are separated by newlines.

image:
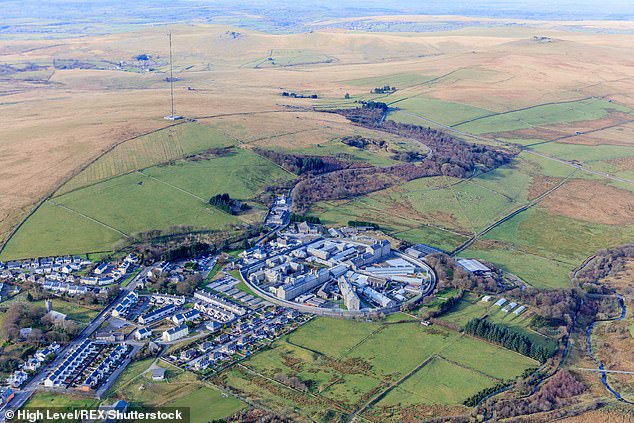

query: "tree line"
xmin=494 ymin=370 xmax=586 ymax=418
xmin=291 ymin=105 xmax=513 ymax=212
xmin=209 ymin=193 xmax=249 ymax=215
xmin=289 ymin=213 xmax=321 ymax=224
xmin=464 ymin=317 xmax=556 ymax=362
xmin=253 ymin=147 xmax=357 ymax=175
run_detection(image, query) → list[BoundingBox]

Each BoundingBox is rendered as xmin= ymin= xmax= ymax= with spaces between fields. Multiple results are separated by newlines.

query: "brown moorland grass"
xmin=538 ymin=180 xmax=634 ymax=226
xmin=1 ymin=21 xmax=634 ymax=253
xmin=557 ymin=410 xmax=634 ymax=423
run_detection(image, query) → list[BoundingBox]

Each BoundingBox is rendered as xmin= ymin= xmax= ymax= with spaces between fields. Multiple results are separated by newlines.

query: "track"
xmin=451 ymin=172 xmax=574 ymax=255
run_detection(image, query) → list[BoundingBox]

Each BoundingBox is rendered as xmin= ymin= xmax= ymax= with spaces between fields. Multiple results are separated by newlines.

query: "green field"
xmin=313 ymin=157 xmax=542 ymax=248
xmin=459 ymin=245 xmax=575 ymax=289
xmin=107 ymin=359 xmax=245 ymax=420
xmin=0 ymin=202 xmax=123 ymax=260
xmin=527 ymin=142 xmax=634 ymax=176
xmin=453 ymin=98 xmax=631 ymax=135
xmin=245 ymin=49 xmax=334 ymax=68
xmin=2 ymin=148 xmax=293 ymax=260
xmin=377 ymin=357 xmax=496 ymax=406
xmin=221 ymin=316 xmax=537 ymax=419
xmin=25 ymin=391 xmax=100 ymax=409
xmin=460 ymin=200 xmax=634 ymax=289
xmin=165 ymin=385 xmax=246 ymax=421
xmin=143 ymin=148 xmax=295 ymax=199
xmin=57 ymin=122 xmax=237 ymax=195
xmin=387 ymin=96 xmax=494 ymax=127
xmin=30 ymin=298 xmax=101 ymax=324
xmin=286 ymin=317 xmax=378 ymax=358
xmin=393 ymin=225 xmax=469 ymax=253
xmin=480 ymin=206 xmax=634 ymax=273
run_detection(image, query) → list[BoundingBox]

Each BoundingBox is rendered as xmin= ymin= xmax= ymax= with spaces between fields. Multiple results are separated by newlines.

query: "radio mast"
xmin=164 ymin=32 xmax=183 ymax=120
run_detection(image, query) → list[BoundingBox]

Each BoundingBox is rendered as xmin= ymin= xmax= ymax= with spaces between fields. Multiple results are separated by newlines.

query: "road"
xmin=1 ymin=266 xmax=150 ymax=419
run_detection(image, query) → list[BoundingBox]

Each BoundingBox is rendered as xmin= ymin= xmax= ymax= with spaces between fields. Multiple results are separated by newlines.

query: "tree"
xmin=344 ymin=93 xmax=350 ymax=99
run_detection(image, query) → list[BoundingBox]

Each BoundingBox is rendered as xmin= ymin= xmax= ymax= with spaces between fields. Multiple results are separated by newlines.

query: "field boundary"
xmin=48 ymin=200 xmax=129 ymax=237
xmin=0 ymin=121 xmax=185 ymax=257
xmin=450 ymin=96 xmax=595 ymax=128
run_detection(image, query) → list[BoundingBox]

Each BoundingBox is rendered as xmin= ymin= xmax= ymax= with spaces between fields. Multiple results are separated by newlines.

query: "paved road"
xmin=1 ymin=266 xmax=150 ymax=420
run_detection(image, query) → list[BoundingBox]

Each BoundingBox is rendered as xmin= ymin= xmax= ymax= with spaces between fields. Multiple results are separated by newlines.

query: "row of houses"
xmin=1 ymin=255 xmax=89 ymax=271
xmin=112 ymin=291 xmax=139 ymax=318
xmin=41 ymin=281 xmax=90 ymax=295
xmin=21 ymin=342 xmax=61 ymax=374
xmin=44 ymin=339 xmax=99 ymax=387
xmin=138 ymin=303 xmax=177 ymax=325
xmin=194 ymin=290 xmax=247 ymax=316
xmin=80 ymin=344 xmax=131 ymax=391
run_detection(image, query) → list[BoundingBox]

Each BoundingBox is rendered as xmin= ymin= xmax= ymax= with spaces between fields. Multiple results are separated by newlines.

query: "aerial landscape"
xmin=1 ymin=0 xmax=634 ymax=422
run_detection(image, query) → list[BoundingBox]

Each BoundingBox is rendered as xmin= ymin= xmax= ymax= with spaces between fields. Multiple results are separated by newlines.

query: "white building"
xmin=162 ymin=325 xmax=188 ymax=342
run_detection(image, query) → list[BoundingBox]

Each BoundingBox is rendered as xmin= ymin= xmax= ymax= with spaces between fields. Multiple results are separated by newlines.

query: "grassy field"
xmin=387 ymin=96 xmax=494 ymax=127
xmin=30 ymin=298 xmax=101 ymax=324
xmin=453 ymin=98 xmax=631 ymax=135
xmin=0 ymin=201 xmax=123 ymax=260
xmin=459 ymin=244 xmax=575 ymax=288
xmin=165 ymin=385 xmax=246 ymax=422
xmin=142 ymin=148 xmax=295 ymax=200
xmin=25 ymin=391 xmax=100 ymax=409
xmin=480 ymin=206 xmax=634 ymax=273
xmin=312 ymin=157 xmax=540 ymax=249
xmin=107 ymin=359 xmax=245 ymax=419
xmin=57 ymin=122 xmax=237 ymax=196
xmin=244 ymin=49 xmax=334 ymax=68
xmin=221 ymin=316 xmax=536 ymax=418
xmin=377 ymin=356 xmax=496 ymax=406
xmin=2 ymin=148 xmax=292 ymax=259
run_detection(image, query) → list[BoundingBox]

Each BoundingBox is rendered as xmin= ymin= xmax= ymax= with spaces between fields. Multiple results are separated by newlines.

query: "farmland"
xmin=216 ymin=317 xmax=537 ymax=421
xmin=1 ymin=147 xmax=293 ymax=260
xmin=1 ymin=9 xmax=634 ymax=422
xmin=56 ymin=122 xmax=237 ymax=195
xmin=106 ymin=359 xmax=246 ymax=420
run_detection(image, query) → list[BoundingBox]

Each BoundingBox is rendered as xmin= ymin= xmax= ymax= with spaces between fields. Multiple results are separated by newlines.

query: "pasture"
xmin=221 ymin=316 xmax=537 ymax=418
xmin=0 ymin=201 xmax=123 ymax=260
xmin=387 ymin=96 xmax=493 ymax=127
xmin=377 ymin=357 xmax=496 ymax=406
xmin=480 ymin=206 xmax=634 ymax=271
xmin=2 ymin=148 xmax=292 ymax=259
xmin=57 ymin=122 xmax=237 ymax=196
xmin=25 ymin=391 xmax=100 ymax=409
xmin=107 ymin=359 xmax=246 ymax=420
xmin=453 ymin=98 xmax=631 ymax=135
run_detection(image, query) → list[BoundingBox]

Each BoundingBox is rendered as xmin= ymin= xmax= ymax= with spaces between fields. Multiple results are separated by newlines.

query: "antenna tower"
xmin=164 ymin=32 xmax=183 ymax=120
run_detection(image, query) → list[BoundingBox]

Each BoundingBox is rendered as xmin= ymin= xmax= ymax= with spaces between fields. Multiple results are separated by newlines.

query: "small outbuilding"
xmin=151 ymin=367 xmax=165 ymax=381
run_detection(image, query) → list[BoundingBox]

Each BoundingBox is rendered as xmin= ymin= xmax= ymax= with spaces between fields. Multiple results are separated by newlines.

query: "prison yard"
xmin=1 ymin=7 xmax=634 ymax=423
